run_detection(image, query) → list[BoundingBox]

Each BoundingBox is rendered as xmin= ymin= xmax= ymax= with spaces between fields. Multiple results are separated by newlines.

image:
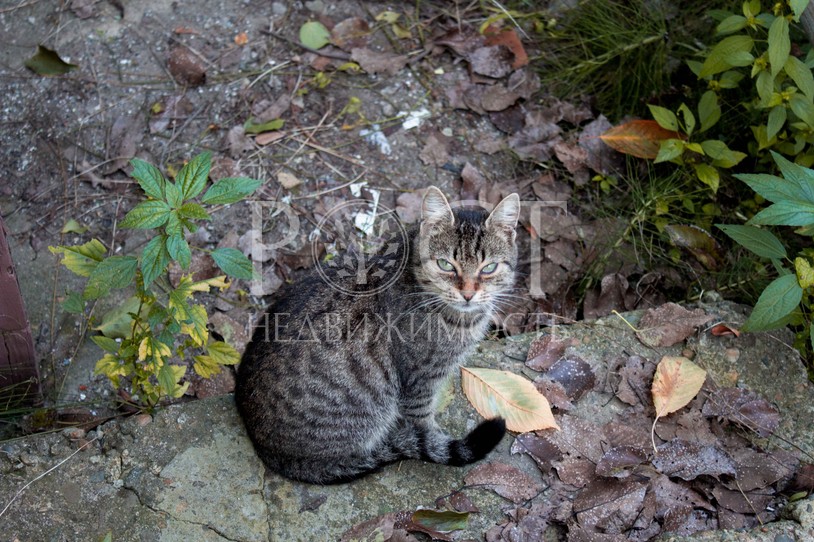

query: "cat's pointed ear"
xmin=486 ymin=193 xmax=520 ymax=233
xmin=421 ymin=187 xmax=454 ymax=226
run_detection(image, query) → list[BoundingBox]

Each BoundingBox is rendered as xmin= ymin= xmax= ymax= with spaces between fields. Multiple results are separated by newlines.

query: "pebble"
xmin=19 ymin=452 xmax=39 ymax=466
xmin=725 ymin=348 xmax=740 ymax=362
xmin=133 ymin=414 xmax=153 ymax=427
xmin=63 ymin=427 xmax=86 ymax=440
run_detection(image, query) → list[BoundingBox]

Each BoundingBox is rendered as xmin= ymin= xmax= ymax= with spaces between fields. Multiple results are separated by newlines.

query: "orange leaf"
xmin=235 ymin=32 xmax=248 ymax=46
xmin=710 ymin=323 xmax=740 ymax=337
xmin=484 ymin=26 xmax=528 ymax=69
xmin=650 ymin=356 xmax=706 ymax=452
xmin=600 ymin=120 xmax=682 ymax=159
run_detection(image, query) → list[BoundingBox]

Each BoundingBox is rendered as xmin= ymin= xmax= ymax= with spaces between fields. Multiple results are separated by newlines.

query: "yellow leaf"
xmin=461 ymin=367 xmax=559 ymax=432
xmin=138 ymin=337 xmax=149 ymax=361
xmin=207 ymin=341 xmax=241 ymax=366
xmin=193 ymin=355 xmax=222 ymax=378
xmin=651 ymin=356 xmax=706 ymax=452
xmin=796 ymin=257 xmax=814 ymax=289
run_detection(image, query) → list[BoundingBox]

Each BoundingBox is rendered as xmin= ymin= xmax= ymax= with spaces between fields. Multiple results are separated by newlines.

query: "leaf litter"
xmin=486 ymin=311 xmax=800 ymax=540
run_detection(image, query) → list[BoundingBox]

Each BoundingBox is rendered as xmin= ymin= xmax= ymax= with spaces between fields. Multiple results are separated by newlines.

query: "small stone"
xmin=681 ymin=348 xmax=695 ymax=359
xmin=725 ymin=348 xmax=740 ymax=362
xmin=133 ymin=414 xmax=153 ymax=427
xmin=19 ymin=452 xmax=39 ymax=466
xmin=63 ymin=427 xmax=86 ymax=440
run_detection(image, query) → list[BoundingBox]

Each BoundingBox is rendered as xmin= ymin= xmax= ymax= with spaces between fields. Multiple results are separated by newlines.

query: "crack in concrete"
xmin=121 ymin=479 xmax=251 ymax=542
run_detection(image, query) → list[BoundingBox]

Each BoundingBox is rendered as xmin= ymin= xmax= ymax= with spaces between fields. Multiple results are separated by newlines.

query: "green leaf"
xmin=647 ymin=105 xmax=678 ymax=131
xmin=91 ymin=335 xmax=120 ymax=354
xmin=49 ymin=238 xmax=106 ymax=277
xmin=767 ymin=105 xmax=787 ymax=141
xmin=165 ymin=212 xmax=183 ymax=237
xmin=206 ymin=341 xmax=241 ymax=366
xmin=755 ymin=70 xmax=775 ymax=106
xmin=716 ymin=14 xmax=747 ymax=35
xmin=769 ymin=151 xmax=814 ymax=201
xmin=210 ymin=247 xmax=254 ymax=279
xmin=243 ymin=117 xmax=285 ymax=135
xmin=130 ymin=158 xmax=166 ymax=200
xmin=61 ymin=290 xmax=85 ymax=314
xmin=61 ymin=218 xmax=88 ymax=234
xmin=141 ymin=235 xmax=170 ymax=287
xmin=120 ymin=200 xmax=172 ymax=229
xmin=178 ymin=202 xmax=211 ymax=220
xmin=693 ymin=163 xmax=720 ymax=192
xmin=654 ymin=139 xmax=684 ymax=163
xmin=789 ymin=94 xmax=814 ymax=127
xmin=201 ymin=177 xmax=263 ymax=205
xmin=411 ymin=509 xmax=469 ymax=532
xmin=785 ymin=56 xmax=814 ymax=99
xmin=157 ymin=363 xmax=179 ymax=396
xmin=166 ymin=233 xmax=192 ymax=269
xmin=83 ymin=256 xmax=138 ymax=300
xmin=791 ymin=0 xmax=811 ymax=21
xmin=742 ymin=274 xmax=803 ymax=331
xmin=768 ymin=16 xmax=790 ymax=78
xmin=164 ymin=181 xmax=183 ymax=208
xmin=748 ymin=200 xmax=814 ymax=226
xmin=698 ymin=91 xmax=721 ymax=132
xmin=25 ymin=45 xmax=78 ymax=75
xmin=716 ymin=224 xmax=787 ymax=259
xmin=677 ymin=103 xmax=696 ymax=136
xmin=92 ymin=296 xmax=142 ymax=338
xmin=176 ymin=152 xmax=212 ymax=200
xmin=699 ymin=35 xmax=754 ymax=78
xmin=299 ymin=21 xmax=331 ymax=49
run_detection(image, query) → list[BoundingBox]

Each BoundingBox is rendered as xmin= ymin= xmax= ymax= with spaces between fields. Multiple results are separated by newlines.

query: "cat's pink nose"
xmin=462 ymin=291 xmax=475 ymax=301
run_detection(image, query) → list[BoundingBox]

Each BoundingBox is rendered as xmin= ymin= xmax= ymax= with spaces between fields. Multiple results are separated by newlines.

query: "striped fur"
xmin=235 ymin=188 xmax=519 ymax=484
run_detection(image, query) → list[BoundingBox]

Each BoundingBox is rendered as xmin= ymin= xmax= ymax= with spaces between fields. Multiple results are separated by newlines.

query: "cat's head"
xmin=416 ymin=187 xmax=519 ymax=314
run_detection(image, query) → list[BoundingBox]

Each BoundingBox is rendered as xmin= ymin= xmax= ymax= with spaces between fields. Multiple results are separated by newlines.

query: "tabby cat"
xmin=235 ymin=186 xmax=520 ymax=484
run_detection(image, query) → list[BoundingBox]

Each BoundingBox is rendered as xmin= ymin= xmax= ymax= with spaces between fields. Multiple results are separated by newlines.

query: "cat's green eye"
xmin=480 ymin=262 xmax=498 ymax=275
xmin=437 ymin=259 xmax=455 ymax=272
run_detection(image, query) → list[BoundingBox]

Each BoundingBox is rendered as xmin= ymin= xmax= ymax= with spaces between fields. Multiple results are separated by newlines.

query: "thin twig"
xmin=263 ymin=30 xmax=352 ymax=61
xmin=0 ymin=437 xmax=99 ymax=520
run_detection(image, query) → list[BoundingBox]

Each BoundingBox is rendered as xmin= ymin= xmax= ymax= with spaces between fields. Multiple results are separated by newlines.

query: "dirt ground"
xmin=0 ymin=1 xmax=662 ymax=427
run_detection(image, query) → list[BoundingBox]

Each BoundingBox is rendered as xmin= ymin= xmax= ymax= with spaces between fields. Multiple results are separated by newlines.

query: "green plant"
xmin=695 ymin=0 xmax=814 ymax=164
xmin=648 ymin=102 xmax=748 ymax=192
xmin=717 ymin=151 xmax=813 ymax=361
xmin=50 ymin=152 xmax=260 ymax=406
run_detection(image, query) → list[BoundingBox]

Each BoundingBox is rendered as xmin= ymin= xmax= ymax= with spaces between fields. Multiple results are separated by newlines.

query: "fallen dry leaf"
xmin=510 ymin=432 xmax=562 ymax=470
xmin=483 ymin=27 xmax=528 ymax=69
xmin=599 ymin=119 xmax=681 ymax=159
xmin=331 ymin=17 xmax=371 ymax=51
xmin=543 ymin=356 xmax=595 ymax=401
xmin=350 ymin=47 xmax=408 ymax=75
xmin=636 ymin=303 xmax=714 ymax=348
xmin=702 ymin=387 xmax=780 ymax=437
xmin=468 ymin=45 xmax=514 ymax=78
xmin=460 ymin=367 xmax=559 ymax=432
xmin=277 ymin=171 xmax=302 ymax=189
xmin=652 ymin=439 xmax=736 ymax=480
xmin=464 ymin=461 xmax=543 ymax=503
xmin=595 ymin=445 xmax=648 ymax=479
xmin=710 ymin=323 xmax=740 ymax=337
xmin=525 ymin=334 xmax=568 ymax=372
xmin=651 ymin=356 xmax=706 ymax=451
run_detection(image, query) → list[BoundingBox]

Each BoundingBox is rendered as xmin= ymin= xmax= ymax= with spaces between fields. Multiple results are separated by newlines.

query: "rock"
xmin=2 ymin=302 xmax=814 ymax=541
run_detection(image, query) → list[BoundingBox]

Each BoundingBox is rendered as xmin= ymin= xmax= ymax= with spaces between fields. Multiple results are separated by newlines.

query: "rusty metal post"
xmin=0 ymin=214 xmax=40 ymax=408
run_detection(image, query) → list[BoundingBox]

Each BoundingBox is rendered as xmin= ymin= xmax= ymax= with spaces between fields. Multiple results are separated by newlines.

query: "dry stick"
xmin=0 ymin=437 xmax=99 ymax=520
xmin=0 ymin=0 xmax=42 ymax=13
xmin=263 ymin=30 xmax=352 ymax=61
